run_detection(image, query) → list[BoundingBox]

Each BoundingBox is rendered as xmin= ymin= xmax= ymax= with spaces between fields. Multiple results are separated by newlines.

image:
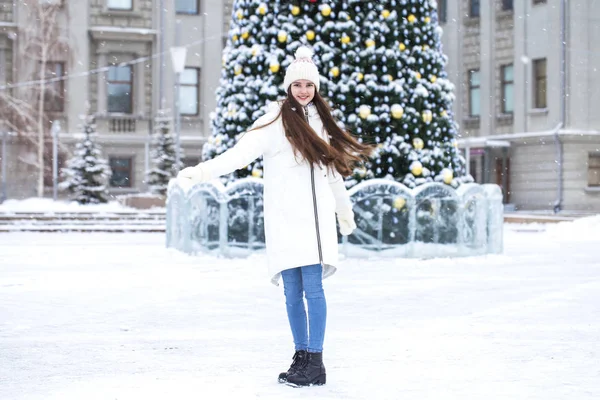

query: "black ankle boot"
xmin=278 ymin=350 xmax=307 ymax=383
xmin=286 ymin=352 xmax=326 ymax=387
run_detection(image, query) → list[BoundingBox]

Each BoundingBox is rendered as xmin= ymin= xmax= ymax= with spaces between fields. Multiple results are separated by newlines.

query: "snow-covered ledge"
xmin=166 ymin=178 xmax=503 ymax=258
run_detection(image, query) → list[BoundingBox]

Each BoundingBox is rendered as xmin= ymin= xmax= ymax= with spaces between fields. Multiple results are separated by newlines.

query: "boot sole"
xmin=285 ymin=374 xmax=326 ymax=388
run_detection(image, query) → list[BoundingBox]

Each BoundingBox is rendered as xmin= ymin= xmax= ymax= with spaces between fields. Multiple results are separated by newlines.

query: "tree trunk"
xmin=37 ymin=47 xmax=47 ymax=197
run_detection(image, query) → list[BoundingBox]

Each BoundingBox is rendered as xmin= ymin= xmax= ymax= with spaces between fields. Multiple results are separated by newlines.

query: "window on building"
xmin=43 ymin=62 xmax=65 ymax=112
xmin=107 ymin=65 xmax=133 ymax=114
xmin=176 ymin=0 xmax=199 ymax=14
xmin=533 ymin=0 xmax=547 ymax=4
xmin=109 ymin=156 xmax=133 ymax=188
xmin=107 ymin=0 xmax=132 ymax=10
xmin=469 ymin=0 xmax=480 ymax=17
xmin=533 ymin=58 xmax=547 ymax=109
xmin=438 ymin=0 xmax=447 ymax=23
xmin=501 ymin=64 xmax=514 ymax=114
xmin=588 ymin=154 xmax=600 ymax=187
xmin=502 ymin=0 xmax=513 ymax=10
xmin=180 ymin=67 xmax=200 ymax=116
xmin=469 ymin=69 xmax=481 ymax=117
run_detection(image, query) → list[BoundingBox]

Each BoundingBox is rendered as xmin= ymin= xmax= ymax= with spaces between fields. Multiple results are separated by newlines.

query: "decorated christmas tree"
xmin=206 ymin=0 xmax=470 ymax=188
xmin=146 ymin=109 xmax=183 ymax=195
xmin=59 ymin=112 xmax=112 ymax=204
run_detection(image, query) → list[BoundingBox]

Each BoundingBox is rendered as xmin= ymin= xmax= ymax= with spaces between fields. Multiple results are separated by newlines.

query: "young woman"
xmin=178 ymin=46 xmax=373 ymax=387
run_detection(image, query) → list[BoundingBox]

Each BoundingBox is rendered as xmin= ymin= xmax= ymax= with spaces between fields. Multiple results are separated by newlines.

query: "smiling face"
xmin=290 ymin=80 xmax=316 ymax=106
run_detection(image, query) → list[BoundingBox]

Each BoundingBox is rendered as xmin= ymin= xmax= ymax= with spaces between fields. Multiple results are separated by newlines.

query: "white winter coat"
xmin=201 ymin=102 xmax=353 ymax=285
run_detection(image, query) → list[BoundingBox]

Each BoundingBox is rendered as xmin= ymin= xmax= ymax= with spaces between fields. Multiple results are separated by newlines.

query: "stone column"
xmin=97 ymin=52 xmax=107 ymax=114
xmin=479 ymin=0 xmax=495 ymax=136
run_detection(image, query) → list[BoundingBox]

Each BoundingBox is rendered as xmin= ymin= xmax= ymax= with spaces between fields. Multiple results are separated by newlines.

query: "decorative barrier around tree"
xmin=166 ymin=178 xmax=503 ymax=258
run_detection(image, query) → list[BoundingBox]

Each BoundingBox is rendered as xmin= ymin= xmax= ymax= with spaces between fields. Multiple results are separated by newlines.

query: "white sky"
xmin=1 ymin=214 xmax=599 ymax=399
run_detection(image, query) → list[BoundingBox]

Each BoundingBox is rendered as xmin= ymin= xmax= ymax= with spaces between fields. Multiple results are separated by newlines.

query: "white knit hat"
xmin=283 ymin=46 xmax=320 ymax=92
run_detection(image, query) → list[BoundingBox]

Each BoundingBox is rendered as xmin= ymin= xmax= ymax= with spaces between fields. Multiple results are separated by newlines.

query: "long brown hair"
xmin=251 ymin=90 xmax=373 ymax=177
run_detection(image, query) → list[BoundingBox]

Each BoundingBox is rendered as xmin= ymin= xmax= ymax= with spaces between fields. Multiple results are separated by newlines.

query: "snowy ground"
xmin=1 ymin=219 xmax=599 ymax=400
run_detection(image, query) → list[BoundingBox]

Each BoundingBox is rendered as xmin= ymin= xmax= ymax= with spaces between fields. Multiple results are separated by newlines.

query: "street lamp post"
xmin=170 ymin=19 xmax=187 ymax=173
xmin=51 ymin=120 xmax=61 ymax=201
xmin=1 ymin=130 xmax=7 ymax=203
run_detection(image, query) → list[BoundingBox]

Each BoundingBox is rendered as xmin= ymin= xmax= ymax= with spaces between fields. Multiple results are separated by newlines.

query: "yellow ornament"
xmin=306 ymin=30 xmax=315 ymax=41
xmin=441 ymin=168 xmax=454 ymax=184
xmin=232 ymin=34 xmax=238 ymax=42
xmin=423 ymin=45 xmax=429 ymax=50
xmin=234 ymin=65 xmax=242 ymax=76
xmin=382 ymin=9 xmax=390 ymax=18
xmin=385 ymin=74 xmax=393 ymax=82
xmin=430 ymin=75 xmax=437 ymax=83
xmin=356 ymin=72 xmax=364 ymax=81
xmin=391 ymin=104 xmax=404 ymax=119
xmin=215 ymin=136 xmax=222 ymax=145
xmin=359 ymin=105 xmax=371 ymax=119
xmin=451 ymin=139 xmax=458 ymax=147
xmin=425 ymin=16 xmax=431 ymax=23
xmin=258 ymin=3 xmax=267 ymax=15
xmin=410 ymin=161 xmax=423 ymax=176
xmin=393 ymin=197 xmax=406 ymax=210
xmin=413 ymin=137 xmax=424 ymax=150
xmin=269 ymin=62 xmax=280 ymax=73
xmin=241 ymin=31 xmax=249 ymax=39
xmin=291 ymin=5 xmax=300 ymax=16
xmin=236 ymin=9 xmax=243 ymax=20
xmin=422 ymin=110 xmax=433 ymax=123
xmin=321 ymin=4 xmax=332 ymax=17
xmin=415 ymin=72 xmax=422 ymax=80
xmin=251 ymin=45 xmax=260 ymax=57
xmin=399 ymin=43 xmax=406 ymax=51
xmin=408 ymin=14 xmax=416 ymax=23
xmin=341 ymin=35 xmax=351 ymax=44
xmin=441 ymin=110 xmax=448 ymax=117
xmin=357 ymin=168 xmax=367 ymax=178
xmin=277 ymin=31 xmax=288 ymax=43
xmin=252 ymin=169 xmax=262 ymax=178
xmin=365 ymin=38 xmax=375 ymax=48
xmin=330 ymin=66 xmax=340 ymax=77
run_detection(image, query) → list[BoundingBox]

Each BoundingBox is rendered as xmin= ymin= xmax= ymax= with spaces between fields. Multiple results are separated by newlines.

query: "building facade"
xmin=0 ymin=0 xmax=232 ymax=200
xmin=440 ymin=0 xmax=600 ymax=211
xmin=1 ymin=0 xmax=599 ymax=212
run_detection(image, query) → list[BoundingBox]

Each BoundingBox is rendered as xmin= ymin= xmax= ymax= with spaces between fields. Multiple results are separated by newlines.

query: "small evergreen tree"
xmin=59 ymin=112 xmax=111 ymax=204
xmin=146 ymin=109 xmax=182 ymax=195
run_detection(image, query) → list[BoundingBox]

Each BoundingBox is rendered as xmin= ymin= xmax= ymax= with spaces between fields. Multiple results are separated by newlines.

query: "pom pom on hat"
xmin=283 ymin=46 xmax=321 ymax=92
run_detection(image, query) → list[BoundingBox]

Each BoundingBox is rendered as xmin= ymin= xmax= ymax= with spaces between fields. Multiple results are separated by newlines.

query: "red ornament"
xmin=308 ymin=0 xmax=317 ymax=3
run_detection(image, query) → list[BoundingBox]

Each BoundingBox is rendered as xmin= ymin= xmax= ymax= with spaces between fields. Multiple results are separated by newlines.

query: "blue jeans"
xmin=281 ymin=264 xmax=327 ymax=353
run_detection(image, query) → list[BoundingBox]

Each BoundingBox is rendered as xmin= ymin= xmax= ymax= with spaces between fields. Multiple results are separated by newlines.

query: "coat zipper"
xmin=304 ymin=106 xmax=324 ymax=268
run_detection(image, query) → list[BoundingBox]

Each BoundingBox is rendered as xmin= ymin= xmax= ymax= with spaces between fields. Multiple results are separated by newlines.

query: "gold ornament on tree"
xmin=306 ymin=30 xmax=315 ymax=41
xmin=391 ymin=104 xmax=404 ymax=119
xmin=365 ymin=38 xmax=375 ymax=48
xmin=441 ymin=168 xmax=454 ymax=184
xmin=269 ymin=61 xmax=280 ymax=73
xmin=410 ymin=161 xmax=423 ymax=176
xmin=236 ymin=9 xmax=243 ymax=19
xmin=422 ymin=110 xmax=433 ymax=124
xmin=393 ymin=197 xmax=406 ymax=210
xmin=359 ymin=105 xmax=371 ymax=119
xmin=330 ymin=66 xmax=340 ymax=77
xmin=399 ymin=42 xmax=406 ymax=51
xmin=277 ymin=31 xmax=288 ymax=43
xmin=257 ymin=3 xmax=267 ymax=15
xmin=234 ymin=65 xmax=242 ymax=75
xmin=413 ymin=138 xmax=424 ymax=150
xmin=382 ymin=9 xmax=390 ymax=18
xmin=252 ymin=169 xmax=263 ymax=178
xmin=321 ymin=4 xmax=332 ymax=17
xmin=407 ymin=14 xmax=416 ymax=23
xmin=291 ymin=5 xmax=300 ymax=16
xmin=341 ymin=35 xmax=351 ymax=44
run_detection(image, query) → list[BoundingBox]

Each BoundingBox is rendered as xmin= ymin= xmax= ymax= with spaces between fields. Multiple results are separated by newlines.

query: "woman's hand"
xmin=177 ymin=164 xmax=207 ymax=184
xmin=337 ymin=209 xmax=357 ymax=236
